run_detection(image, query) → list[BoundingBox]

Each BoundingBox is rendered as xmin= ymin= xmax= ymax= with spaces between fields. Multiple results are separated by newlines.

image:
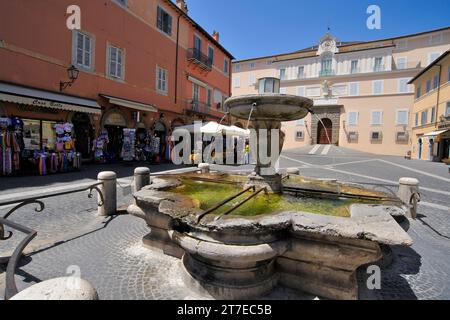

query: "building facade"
xmin=409 ymin=50 xmax=450 ymax=162
xmin=232 ymin=27 xmax=450 ymax=156
xmin=0 ymin=0 xmax=233 ymax=175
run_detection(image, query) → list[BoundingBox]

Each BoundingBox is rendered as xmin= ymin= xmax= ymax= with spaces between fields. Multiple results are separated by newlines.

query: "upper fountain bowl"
xmin=224 ymin=94 xmax=313 ymax=122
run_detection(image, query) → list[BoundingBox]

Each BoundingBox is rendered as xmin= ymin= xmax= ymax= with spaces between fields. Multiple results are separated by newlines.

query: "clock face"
xmin=323 ymin=40 xmax=333 ymax=49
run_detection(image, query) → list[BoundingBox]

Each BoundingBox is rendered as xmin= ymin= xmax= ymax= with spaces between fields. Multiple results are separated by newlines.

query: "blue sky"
xmin=184 ymin=0 xmax=450 ymax=60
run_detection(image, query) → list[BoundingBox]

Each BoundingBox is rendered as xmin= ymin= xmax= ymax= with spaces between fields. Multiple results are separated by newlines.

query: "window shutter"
xmin=157 ymin=7 xmax=163 ymax=30
xmin=167 ymin=14 xmax=172 ymax=35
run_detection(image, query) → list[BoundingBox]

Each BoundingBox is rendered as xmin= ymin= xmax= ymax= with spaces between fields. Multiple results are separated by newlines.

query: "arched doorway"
xmin=153 ymin=121 xmax=167 ymax=159
xmin=71 ymin=112 xmax=93 ymax=160
xmin=102 ymin=109 xmax=128 ymax=158
xmin=317 ymin=118 xmax=332 ymax=144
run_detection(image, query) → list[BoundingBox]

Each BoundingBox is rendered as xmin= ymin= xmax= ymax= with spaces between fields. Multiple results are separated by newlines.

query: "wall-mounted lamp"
xmin=60 ymin=65 xmax=80 ymax=92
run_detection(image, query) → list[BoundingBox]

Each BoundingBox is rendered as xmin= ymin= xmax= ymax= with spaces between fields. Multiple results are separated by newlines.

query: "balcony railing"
xmin=373 ymin=66 xmax=385 ymax=72
xmin=184 ymin=100 xmax=227 ymax=119
xmin=187 ymin=48 xmax=213 ymax=72
xmin=319 ymin=69 xmax=336 ymax=77
xmin=350 ymin=68 xmax=360 ymax=74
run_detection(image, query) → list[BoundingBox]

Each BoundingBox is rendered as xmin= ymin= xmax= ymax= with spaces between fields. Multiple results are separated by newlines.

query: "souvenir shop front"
xmin=97 ymin=95 xmax=176 ymax=164
xmin=0 ymin=82 xmax=101 ymax=176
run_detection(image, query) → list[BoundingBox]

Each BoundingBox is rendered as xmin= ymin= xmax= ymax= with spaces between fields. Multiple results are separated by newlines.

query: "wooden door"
xmin=317 ymin=118 xmax=332 ymax=145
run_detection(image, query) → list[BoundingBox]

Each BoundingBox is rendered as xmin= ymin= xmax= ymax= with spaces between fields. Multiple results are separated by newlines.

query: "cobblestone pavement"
xmin=1 ymin=148 xmax=450 ymax=300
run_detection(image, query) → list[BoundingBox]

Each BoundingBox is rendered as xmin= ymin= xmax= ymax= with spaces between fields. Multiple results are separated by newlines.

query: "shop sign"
xmin=18 ymin=104 xmax=59 ymax=114
xmin=105 ymin=112 xmax=127 ymax=126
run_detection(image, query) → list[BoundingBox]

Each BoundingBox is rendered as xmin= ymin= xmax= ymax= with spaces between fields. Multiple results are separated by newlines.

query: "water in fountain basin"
xmin=170 ymin=178 xmax=365 ymax=218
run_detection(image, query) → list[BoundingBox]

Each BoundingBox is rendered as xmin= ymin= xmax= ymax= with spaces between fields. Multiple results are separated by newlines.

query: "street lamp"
xmin=60 ymin=65 xmax=80 ymax=92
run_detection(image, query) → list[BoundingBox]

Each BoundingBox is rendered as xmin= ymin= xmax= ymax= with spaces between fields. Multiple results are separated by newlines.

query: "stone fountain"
xmin=128 ymin=78 xmax=412 ymax=300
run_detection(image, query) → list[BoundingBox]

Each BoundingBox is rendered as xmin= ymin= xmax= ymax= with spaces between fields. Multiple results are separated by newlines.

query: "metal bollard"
xmin=134 ymin=167 xmax=151 ymax=192
xmin=397 ymin=177 xmax=420 ymax=219
xmin=97 ymin=171 xmax=117 ymax=216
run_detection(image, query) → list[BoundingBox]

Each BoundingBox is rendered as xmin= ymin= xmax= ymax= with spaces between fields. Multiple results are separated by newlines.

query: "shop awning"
xmin=423 ymin=130 xmax=449 ymax=137
xmin=176 ymin=121 xmax=250 ymax=137
xmin=0 ymin=82 xmax=102 ymax=115
xmin=100 ymin=95 xmax=158 ymax=113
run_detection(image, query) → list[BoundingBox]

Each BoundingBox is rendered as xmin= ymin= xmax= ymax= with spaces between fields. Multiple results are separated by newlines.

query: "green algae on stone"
xmin=170 ymin=179 xmax=356 ymax=218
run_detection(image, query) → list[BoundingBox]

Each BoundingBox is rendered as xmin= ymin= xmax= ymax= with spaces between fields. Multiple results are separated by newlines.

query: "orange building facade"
xmin=0 ymin=0 xmax=233 ymax=173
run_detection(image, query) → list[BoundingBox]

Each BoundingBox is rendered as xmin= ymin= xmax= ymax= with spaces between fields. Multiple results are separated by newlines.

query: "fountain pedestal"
xmin=244 ymin=173 xmax=283 ymax=193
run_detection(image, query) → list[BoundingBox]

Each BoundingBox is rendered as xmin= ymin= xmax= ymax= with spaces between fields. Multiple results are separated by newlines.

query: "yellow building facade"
xmin=410 ymin=50 xmax=450 ymax=161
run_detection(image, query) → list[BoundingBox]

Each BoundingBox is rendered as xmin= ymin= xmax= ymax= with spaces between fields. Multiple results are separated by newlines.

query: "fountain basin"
xmin=225 ymin=94 xmax=312 ymax=121
xmin=128 ymin=173 xmax=412 ymax=300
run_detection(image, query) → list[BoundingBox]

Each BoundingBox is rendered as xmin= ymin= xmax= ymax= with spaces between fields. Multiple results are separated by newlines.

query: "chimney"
xmin=176 ymin=0 xmax=188 ymax=14
xmin=212 ymin=31 xmax=220 ymax=43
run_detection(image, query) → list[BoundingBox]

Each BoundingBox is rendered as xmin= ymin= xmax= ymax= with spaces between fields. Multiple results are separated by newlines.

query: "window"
xmin=206 ymin=88 xmax=212 ymax=107
xmin=431 ymin=106 xmax=436 ymax=123
xmin=349 ymin=82 xmax=359 ymax=96
xmin=396 ymin=132 xmax=409 ymax=143
xmin=107 ymin=45 xmax=124 ymax=79
xmin=23 ymin=119 xmax=58 ymax=151
xmin=373 ymin=80 xmax=384 ymax=95
xmin=266 ymin=60 xmax=273 ymax=65
xmin=295 ymin=131 xmax=304 ymax=140
xmin=192 ymin=83 xmax=199 ymax=102
xmin=398 ymin=78 xmax=410 ymax=93
xmin=446 ymin=102 xmax=450 ymax=117
xmin=157 ymin=6 xmax=172 ymax=36
xmin=249 ymin=62 xmax=255 ymax=69
xmin=428 ymin=52 xmax=441 ymax=65
xmin=156 ymin=66 xmax=168 ymax=94
xmin=347 ymin=112 xmax=359 ymax=126
xmin=296 ymin=119 xmax=305 ymax=126
xmin=233 ymin=76 xmax=241 ymax=88
xmin=73 ymin=31 xmax=93 ymax=70
xmin=416 ymin=86 xmax=421 ymax=99
xmin=297 ymin=86 xmax=305 ymax=97
xmin=298 ymin=66 xmax=305 ymax=79
xmin=350 ymin=60 xmax=359 ymax=74
xmin=280 ymin=87 xmax=287 ymax=94
xmin=279 ymin=68 xmax=286 ymax=80
xmin=248 ymin=74 xmax=256 ymax=86
xmin=421 ymin=110 xmax=428 ymax=125
xmin=371 ymin=131 xmax=382 ymax=141
xmin=321 ymin=57 xmax=333 ymax=75
xmin=348 ymin=131 xmax=359 ymax=142
xmin=433 ymin=75 xmax=439 ymax=90
xmin=234 ymin=64 xmax=240 ymax=72
xmin=332 ymin=84 xmax=347 ymax=96
xmin=224 ymin=59 xmax=229 ymax=74
xmin=306 ymin=87 xmax=320 ymax=97
xmin=193 ymin=35 xmax=202 ymax=55
xmin=426 ymin=79 xmax=431 ymax=93
xmin=23 ymin=119 xmax=41 ymax=150
xmin=396 ymin=57 xmax=407 ymax=69
xmin=208 ymin=46 xmax=214 ymax=65
xmin=371 ymin=111 xmax=383 ymax=125
xmin=374 ymin=57 xmax=384 ymax=72
xmin=396 ymin=110 xmax=409 ymax=125
xmin=415 ymin=113 xmax=419 ymax=126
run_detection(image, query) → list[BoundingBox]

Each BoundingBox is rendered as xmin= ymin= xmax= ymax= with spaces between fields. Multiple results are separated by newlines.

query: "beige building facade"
xmin=232 ymin=27 xmax=450 ymax=156
xmin=409 ymin=50 xmax=450 ymax=161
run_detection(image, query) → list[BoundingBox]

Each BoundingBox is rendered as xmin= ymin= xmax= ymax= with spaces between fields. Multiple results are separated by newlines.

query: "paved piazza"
xmin=1 ymin=146 xmax=450 ymax=300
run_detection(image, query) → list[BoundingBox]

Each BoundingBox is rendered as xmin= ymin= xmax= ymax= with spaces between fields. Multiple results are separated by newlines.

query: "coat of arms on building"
xmin=317 ymin=33 xmax=339 ymax=56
